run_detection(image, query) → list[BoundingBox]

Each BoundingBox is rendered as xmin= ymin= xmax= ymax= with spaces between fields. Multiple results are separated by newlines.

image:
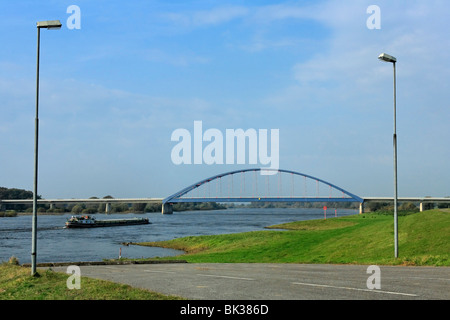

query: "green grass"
xmin=139 ymin=210 xmax=450 ymax=266
xmin=0 ymin=263 xmax=183 ymax=300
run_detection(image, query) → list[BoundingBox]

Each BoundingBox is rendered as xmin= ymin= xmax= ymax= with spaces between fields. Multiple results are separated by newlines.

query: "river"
xmin=0 ymin=207 xmax=359 ymax=264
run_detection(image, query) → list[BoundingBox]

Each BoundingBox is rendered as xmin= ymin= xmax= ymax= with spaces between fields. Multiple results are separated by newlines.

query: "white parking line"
xmin=143 ymin=270 xmax=177 ymax=274
xmin=197 ymin=274 xmax=255 ymax=281
xmin=292 ymin=282 xmax=418 ymax=297
xmin=407 ymin=276 xmax=450 ymax=282
xmin=103 ymin=266 xmax=119 ymax=270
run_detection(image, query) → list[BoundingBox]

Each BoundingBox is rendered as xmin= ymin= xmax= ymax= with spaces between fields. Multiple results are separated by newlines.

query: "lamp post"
xmin=32 ymin=20 xmax=62 ymax=276
xmin=378 ymin=52 xmax=398 ymax=258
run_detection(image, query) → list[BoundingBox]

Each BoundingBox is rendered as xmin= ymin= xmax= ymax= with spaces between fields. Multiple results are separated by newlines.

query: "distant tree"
xmin=71 ymin=204 xmax=84 ymax=214
xmin=111 ymin=203 xmax=128 ymax=213
xmin=437 ymin=197 xmax=450 ymax=209
xmin=144 ymin=203 xmax=161 ymax=212
xmin=422 ymin=202 xmax=434 ymax=210
xmin=0 ymin=187 xmax=34 ymax=200
xmin=0 ymin=187 xmax=36 ymax=211
xmin=366 ymin=202 xmax=389 ymax=212
xmin=85 ymin=196 xmax=100 ymax=212
xmin=132 ymin=203 xmax=146 ymax=212
xmin=399 ymin=202 xmax=419 ymax=212
xmin=82 ymin=207 xmax=98 ymax=214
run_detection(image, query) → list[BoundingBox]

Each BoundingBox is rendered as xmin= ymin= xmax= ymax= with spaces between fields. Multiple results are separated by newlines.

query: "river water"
xmin=0 ymin=207 xmax=358 ymax=264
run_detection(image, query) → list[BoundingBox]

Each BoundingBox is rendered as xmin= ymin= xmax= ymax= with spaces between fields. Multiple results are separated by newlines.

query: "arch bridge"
xmin=161 ymin=168 xmax=363 ymax=214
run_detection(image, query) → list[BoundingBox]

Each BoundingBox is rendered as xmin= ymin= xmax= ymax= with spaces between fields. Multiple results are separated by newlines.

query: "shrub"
xmin=8 ymin=256 xmax=19 ymax=265
xmin=399 ymin=202 xmax=419 ymax=212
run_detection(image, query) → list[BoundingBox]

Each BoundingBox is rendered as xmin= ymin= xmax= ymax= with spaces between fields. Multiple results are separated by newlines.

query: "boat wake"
xmin=0 ymin=226 xmax=63 ymax=233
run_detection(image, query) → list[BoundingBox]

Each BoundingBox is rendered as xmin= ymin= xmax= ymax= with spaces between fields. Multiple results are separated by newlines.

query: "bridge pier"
xmin=419 ymin=202 xmax=423 ymax=212
xmin=359 ymin=202 xmax=364 ymax=214
xmin=105 ymin=203 xmax=111 ymax=214
xmin=162 ymin=203 xmax=173 ymax=215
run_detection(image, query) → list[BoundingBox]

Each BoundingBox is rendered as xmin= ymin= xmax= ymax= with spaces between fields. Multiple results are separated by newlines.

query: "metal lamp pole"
xmin=31 ymin=20 xmax=61 ymax=276
xmin=378 ymin=53 xmax=398 ymax=258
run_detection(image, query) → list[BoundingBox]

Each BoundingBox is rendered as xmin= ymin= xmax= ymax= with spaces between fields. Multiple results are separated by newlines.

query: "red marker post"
xmin=323 ymin=206 xmax=327 ymax=220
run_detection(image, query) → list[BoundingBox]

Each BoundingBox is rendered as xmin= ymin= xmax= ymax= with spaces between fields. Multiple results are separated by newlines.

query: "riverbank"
xmin=138 ymin=209 xmax=450 ymax=266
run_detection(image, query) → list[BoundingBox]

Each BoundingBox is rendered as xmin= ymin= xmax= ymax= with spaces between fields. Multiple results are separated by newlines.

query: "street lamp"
xmin=31 ymin=20 xmax=61 ymax=276
xmin=378 ymin=52 xmax=398 ymax=258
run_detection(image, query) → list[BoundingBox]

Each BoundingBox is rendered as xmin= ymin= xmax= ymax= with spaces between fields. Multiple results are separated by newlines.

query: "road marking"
xmin=407 ymin=276 xmax=450 ymax=282
xmin=292 ymin=282 xmax=418 ymax=297
xmin=143 ymin=270 xmax=176 ymax=274
xmin=197 ymin=274 xmax=255 ymax=281
xmin=103 ymin=266 xmax=120 ymax=271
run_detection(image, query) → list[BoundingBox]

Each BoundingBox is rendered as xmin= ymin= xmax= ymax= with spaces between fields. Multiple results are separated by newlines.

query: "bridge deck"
xmin=1 ymin=197 xmax=448 ymax=205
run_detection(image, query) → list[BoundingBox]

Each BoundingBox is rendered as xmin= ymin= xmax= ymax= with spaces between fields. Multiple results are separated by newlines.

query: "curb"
xmin=22 ymin=259 xmax=188 ymax=268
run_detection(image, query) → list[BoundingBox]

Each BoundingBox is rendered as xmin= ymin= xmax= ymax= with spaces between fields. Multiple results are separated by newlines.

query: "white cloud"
xmin=142 ymin=48 xmax=211 ymax=67
xmin=162 ymin=5 xmax=248 ymax=29
xmin=251 ymin=3 xmax=317 ymax=23
xmin=192 ymin=6 xmax=248 ymax=26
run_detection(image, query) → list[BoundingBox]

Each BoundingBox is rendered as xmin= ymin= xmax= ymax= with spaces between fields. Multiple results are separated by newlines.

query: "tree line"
xmin=246 ymin=201 xmax=358 ymax=209
xmin=66 ymin=200 xmax=227 ymax=214
xmin=246 ymin=200 xmax=450 ymax=212
xmin=0 ymin=187 xmax=227 ymax=214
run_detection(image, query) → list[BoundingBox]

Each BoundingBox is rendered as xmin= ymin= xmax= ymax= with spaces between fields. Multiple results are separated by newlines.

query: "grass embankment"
xmin=0 ymin=262 xmax=183 ymax=300
xmin=139 ymin=209 xmax=450 ymax=266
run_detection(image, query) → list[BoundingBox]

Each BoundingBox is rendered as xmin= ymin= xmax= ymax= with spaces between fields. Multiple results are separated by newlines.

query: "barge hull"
xmin=65 ymin=217 xmax=150 ymax=228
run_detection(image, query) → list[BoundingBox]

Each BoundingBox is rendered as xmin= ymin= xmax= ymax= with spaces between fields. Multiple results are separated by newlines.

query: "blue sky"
xmin=0 ymin=0 xmax=449 ymax=199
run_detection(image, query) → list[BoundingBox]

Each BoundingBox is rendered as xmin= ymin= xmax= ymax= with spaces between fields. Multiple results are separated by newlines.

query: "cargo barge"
xmin=64 ymin=215 xmax=150 ymax=228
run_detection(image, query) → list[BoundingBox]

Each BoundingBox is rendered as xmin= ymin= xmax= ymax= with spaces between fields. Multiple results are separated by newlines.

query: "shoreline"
xmin=21 ymin=259 xmax=188 ymax=268
xmin=0 ymin=211 xmax=151 ymax=217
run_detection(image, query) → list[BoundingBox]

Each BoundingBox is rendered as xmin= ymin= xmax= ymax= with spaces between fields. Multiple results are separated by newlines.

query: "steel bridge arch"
xmin=163 ymin=168 xmax=363 ymax=204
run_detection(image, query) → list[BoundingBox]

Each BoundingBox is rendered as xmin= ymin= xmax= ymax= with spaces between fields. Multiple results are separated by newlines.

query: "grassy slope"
xmin=0 ymin=263 xmax=183 ymax=300
xmin=140 ymin=210 xmax=450 ymax=266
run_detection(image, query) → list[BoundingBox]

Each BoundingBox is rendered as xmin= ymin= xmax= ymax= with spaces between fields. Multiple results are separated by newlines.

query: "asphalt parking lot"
xmin=50 ymin=262 xmax=450 ymax=300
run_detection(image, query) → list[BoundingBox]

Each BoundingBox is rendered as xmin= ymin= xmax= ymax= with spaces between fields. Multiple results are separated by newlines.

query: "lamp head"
xmin=378 ymin=53 xmax=397 ymax=63
xmin=37 ymin=20 xmax=62 ymax=30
